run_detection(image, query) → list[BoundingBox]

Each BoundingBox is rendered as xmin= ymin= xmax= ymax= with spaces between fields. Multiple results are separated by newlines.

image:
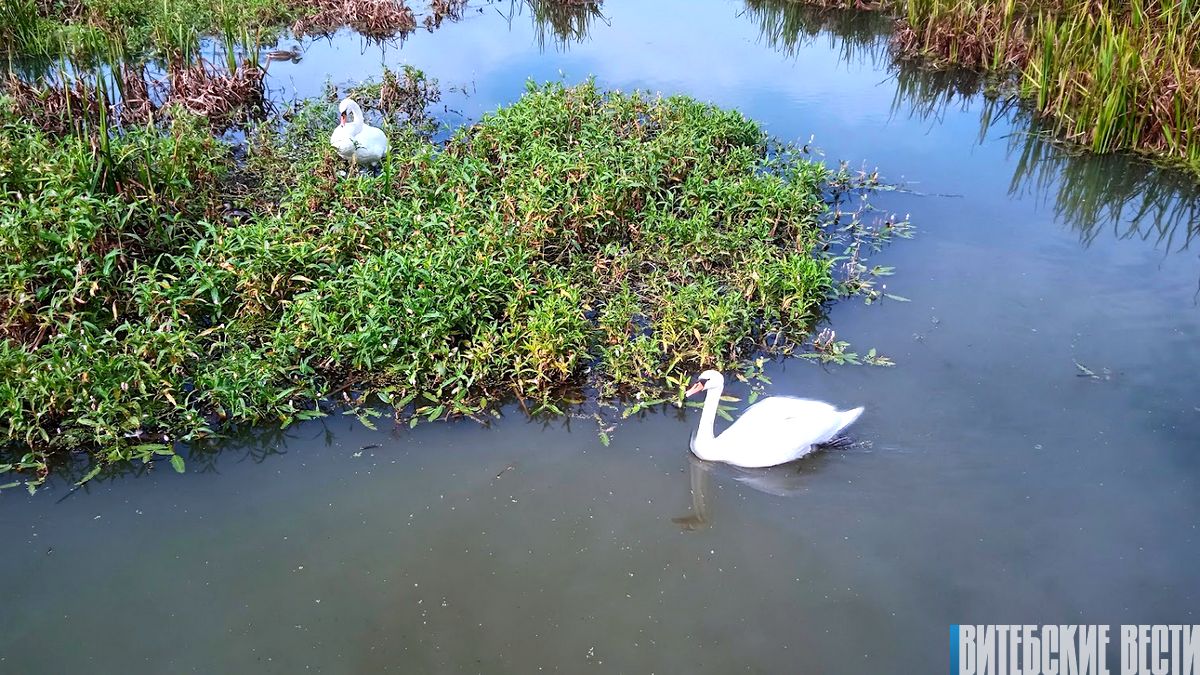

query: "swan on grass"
xmin=685 ymin=370 xmax=863 ymax=468
xmin=330 ymin=98 xmax=388 ymax=165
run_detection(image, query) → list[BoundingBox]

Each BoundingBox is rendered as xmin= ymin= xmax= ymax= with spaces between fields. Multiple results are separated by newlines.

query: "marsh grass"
xmin=1 ymin=0 xmax=465 ymax=64
xmin=891 ymin=0 xmax=1200 ymax=175
xmin=3 ymin=56 xmax=270 ymax=136
xmin=1 ymin=0 xmax=295 ymax=63
xmin=1 ymin=81 xmax=899 ymax=488
xmin=754 ymin=0 xmax=1200 ymax=176
xmin=3 ymin=71 xmax=107 ymax=135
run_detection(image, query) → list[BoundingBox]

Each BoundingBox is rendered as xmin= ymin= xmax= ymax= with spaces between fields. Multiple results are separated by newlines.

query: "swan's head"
xmin=337 ymin=98 xmax=357 ymax=126
xmin=685 ymin=370 xmax=724 ymax=397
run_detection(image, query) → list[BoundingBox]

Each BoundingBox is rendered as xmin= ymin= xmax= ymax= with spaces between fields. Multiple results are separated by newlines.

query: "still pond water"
xmin=3 ymin=1 xmax=1200 ymax=672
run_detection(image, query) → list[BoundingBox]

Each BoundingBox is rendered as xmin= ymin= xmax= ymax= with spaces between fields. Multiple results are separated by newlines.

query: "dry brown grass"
xmin=5 ymin=58 xmax=267 ymax=133
xmin=118 ymin=65 xmax=156 ymax=127
xmin=3 ymin=74 xmax=107 ymax=135
xmin=165 ymin=59 xmax=267 ymax=126
xmin=292 ymin=0 xmax=417 ymax=39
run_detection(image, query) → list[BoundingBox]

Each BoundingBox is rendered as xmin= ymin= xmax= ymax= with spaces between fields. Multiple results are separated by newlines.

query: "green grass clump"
xmin=1 ymin=0 xmax=299 ymax=62
xmin=1 ymin=81 xmax=840 ymax=482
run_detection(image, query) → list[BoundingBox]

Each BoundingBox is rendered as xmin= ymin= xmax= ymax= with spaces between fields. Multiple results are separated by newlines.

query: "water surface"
xmin=3 ymin=1 xmax=1199 ymax=672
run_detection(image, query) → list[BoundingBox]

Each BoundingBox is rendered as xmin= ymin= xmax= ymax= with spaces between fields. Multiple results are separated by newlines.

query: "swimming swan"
xmin=330 ymin=98 xmax=388 ymax=165
xmin=685 ymin=370 xmax=863 ymax=468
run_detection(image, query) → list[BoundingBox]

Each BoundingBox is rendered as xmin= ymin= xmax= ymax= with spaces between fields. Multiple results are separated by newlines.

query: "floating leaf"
xmin=75 ymin=464 xmax=103 ymax=486
xmin=170 ymin=454 xmax=186 ymax=474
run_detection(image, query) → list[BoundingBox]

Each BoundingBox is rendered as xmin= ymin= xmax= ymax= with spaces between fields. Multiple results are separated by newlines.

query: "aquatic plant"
xmin=424 ymin=0 xmax=469 ymax=30
xmin=347 ymin=65 xmax=441 ymax=130
xmin=0 ymin=81 xmax=888 ymax=487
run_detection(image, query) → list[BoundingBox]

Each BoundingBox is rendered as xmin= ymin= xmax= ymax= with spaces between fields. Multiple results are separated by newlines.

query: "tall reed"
xmin=892 ymin=0 xmax=1200 ymax=174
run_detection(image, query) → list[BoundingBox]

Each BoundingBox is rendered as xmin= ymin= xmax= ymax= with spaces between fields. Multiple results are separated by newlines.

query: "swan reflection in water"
xmin=672 ymin=441 xmax=855 ymax=531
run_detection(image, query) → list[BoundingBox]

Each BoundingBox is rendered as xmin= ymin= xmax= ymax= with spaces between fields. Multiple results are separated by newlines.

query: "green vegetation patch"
xmin=2 ymin=0 xmax=301 ymax=62
xmin=1 ymin=80 xmax=843 ymax=483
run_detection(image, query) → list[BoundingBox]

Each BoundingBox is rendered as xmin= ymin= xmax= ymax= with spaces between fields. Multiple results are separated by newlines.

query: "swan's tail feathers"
xmin=837 ymin=406 xmax=864 ymax=434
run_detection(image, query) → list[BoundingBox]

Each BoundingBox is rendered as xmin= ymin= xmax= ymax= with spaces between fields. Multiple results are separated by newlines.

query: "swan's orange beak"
xmin=339 ymin=112 xmax=346 ymax=126
xmin=685 ymin=381 xmax=705 ymax=397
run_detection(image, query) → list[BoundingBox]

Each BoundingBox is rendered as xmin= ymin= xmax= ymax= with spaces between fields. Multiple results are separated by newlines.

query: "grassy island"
xmin=1 ymin=81 xmax=869 ymax=484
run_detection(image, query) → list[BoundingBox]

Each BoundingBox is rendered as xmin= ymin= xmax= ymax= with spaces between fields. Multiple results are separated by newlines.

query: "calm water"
xmin=3 ymin=1 xmax=1200 ymax=672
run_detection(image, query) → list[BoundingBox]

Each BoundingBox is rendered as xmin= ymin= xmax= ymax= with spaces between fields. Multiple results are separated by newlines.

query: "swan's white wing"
xmin=331 ymin=125 xmax=388 ymax=164
xmin=356 ymin=126 xmax=389 ymax=163
xmin=713 ymin=397 xmax=855 ymax=468
xmin=330 ymin=126 xmax=355 ymax=159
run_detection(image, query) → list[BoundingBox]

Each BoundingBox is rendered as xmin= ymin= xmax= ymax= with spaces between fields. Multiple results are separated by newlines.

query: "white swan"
xmin=685 ymin=370 xmax=863 ymax=468
xmin=329 ymin=98 xmax=388 ymax=165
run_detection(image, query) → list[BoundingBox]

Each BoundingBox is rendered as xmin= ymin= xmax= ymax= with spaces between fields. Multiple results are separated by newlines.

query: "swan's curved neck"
xmin=692 ymin=381 xmax=723 ymax=461
xmin=345 ymin=102 xmax=365 ymax=135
